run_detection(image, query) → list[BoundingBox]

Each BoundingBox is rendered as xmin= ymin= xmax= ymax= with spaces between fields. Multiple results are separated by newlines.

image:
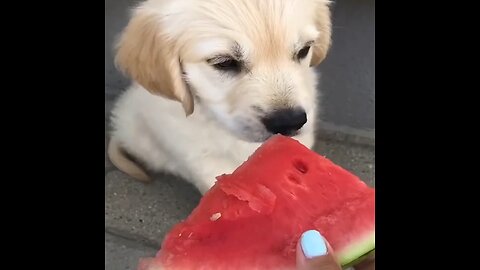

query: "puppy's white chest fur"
xmin=110 ymin=84 xmax=315 ymax=194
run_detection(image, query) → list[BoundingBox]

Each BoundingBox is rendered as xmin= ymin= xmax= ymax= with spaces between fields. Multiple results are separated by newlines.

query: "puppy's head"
xmin=116 ymin=0 xmax=332 ymax=142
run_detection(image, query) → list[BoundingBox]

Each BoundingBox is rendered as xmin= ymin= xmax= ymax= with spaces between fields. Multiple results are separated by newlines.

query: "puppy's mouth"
xmin=203 ymin=105 xmax=305 ymax=143
xmin=234 ymin=119 xmax=302 ymax=143
xmin=235 ymin=122 xmax=271 ymax=142
xmin=230 ymin=107 xmax=307 ymax=142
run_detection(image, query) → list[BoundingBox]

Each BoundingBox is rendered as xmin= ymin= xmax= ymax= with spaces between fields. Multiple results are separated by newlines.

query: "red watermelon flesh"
xmin=139 ymin=135 xmax=375 ymax=270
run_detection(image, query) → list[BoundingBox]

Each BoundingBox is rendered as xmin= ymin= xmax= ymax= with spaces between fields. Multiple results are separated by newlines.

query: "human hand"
xmin=296 ymin=230 xmax=375 ymax=270
xmin=296 ymin=230 xmax=341 ymax=270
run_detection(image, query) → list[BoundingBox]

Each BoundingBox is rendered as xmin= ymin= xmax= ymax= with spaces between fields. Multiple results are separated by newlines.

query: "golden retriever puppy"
xmin=108 ymin=0 xmax=332 ymax=194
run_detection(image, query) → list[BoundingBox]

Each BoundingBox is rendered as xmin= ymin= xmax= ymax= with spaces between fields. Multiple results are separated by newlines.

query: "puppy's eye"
xmin=297 ymin=46 xmax=311 ymax=60
xmin=212 ymin=59 xmax=241 ymax=72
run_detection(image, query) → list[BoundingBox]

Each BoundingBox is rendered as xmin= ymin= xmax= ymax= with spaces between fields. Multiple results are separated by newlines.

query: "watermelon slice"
xmin=139 ymin=135 xmax=375 ymax=270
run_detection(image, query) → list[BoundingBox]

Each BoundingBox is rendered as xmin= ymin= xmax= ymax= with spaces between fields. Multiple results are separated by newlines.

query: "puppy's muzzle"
xmin=261 ymin=108 xmax=307 ymax=136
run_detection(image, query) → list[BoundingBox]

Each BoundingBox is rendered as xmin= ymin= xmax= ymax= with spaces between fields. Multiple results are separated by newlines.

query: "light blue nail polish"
xmin=301 ymin=230 xmax=327 ymax=259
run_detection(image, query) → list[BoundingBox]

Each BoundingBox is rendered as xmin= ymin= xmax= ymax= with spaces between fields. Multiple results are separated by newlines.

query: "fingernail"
xmin=300 ymin=230 xmax=327 ymax=259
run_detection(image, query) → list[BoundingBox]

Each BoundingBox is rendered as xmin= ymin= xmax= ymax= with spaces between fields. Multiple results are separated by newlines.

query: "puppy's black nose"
xmin=262 ymin=108 xmax=307 ymax=136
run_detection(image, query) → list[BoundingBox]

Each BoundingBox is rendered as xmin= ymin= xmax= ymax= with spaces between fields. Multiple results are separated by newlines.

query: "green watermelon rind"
xmin=341 ymin=249 xmax=375 ymax=269
xmin=338 ymin=231 xmax=375 ymax=268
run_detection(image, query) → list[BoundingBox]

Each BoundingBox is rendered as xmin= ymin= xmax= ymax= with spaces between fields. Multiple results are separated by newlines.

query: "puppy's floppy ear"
xmin=115 ymin=9 xmax=194 ymax=115
xmin=310 ymin=0 xmax=333 ymax=67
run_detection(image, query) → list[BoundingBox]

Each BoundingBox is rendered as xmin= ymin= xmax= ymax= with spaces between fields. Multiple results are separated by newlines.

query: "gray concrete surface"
xmin=318 ymin=0 xmax=375 ymax=130
xmin=105 ymin=0 xmax=134 ymax=93
xmin=105 ymin=0 xmax=375 ymax=132
xmin=105 ymin=232 xmax=157 ymax=270
xmin=105 ymin=169 xmax=201 ymax=247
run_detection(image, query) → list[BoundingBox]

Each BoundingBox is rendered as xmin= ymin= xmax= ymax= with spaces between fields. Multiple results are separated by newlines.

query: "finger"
xmin=354 ymin=252 xmax=375 ymax=270
xmin=296 ymin=230 xmax=342 ymax=270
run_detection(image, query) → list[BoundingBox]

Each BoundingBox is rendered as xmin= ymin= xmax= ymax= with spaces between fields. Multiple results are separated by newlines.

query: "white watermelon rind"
xmin=338 ymin=231 xmax=375 ymax=268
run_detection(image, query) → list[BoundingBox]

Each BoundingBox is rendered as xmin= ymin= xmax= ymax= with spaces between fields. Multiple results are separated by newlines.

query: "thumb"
xmin=296 ymin=230 xmax=342 ymax=270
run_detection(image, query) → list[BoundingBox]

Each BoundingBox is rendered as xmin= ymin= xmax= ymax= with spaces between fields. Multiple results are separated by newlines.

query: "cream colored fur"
xmin=108 ymin=0 xmax=332 ymax=194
